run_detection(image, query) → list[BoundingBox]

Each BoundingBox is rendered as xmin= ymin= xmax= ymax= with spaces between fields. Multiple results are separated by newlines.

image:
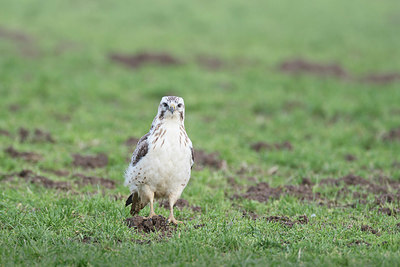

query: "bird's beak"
xmin=168 ymin=104 xmax=176 ymax=114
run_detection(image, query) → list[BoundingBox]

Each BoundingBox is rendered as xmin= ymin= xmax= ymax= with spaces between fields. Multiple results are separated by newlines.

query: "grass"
xmin=1 ymin=0 xmax=400 ymax=265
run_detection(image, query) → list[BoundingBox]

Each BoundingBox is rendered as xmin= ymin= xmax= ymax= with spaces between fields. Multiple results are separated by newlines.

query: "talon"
xmin=167 ymin=217 xmax=183 ymax=224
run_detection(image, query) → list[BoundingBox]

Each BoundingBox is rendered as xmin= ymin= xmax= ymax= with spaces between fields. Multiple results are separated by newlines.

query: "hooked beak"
xmin=168 ymin=104 xmax=176 ymax=114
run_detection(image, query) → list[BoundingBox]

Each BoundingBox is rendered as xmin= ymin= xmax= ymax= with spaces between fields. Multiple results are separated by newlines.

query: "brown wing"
xmin=131 ymin=132 xmax=150 ymax=166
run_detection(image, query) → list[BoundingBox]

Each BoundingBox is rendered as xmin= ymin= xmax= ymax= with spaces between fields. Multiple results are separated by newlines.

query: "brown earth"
xmin=233 ymin=181 xmax=317 ymax=203
xmin=233 ymin=173 xmax=400 ymax=216
xmin=193 ymin=149 xmax=227 ymax=170
xmin=250 ymin=141 xmax=293 ymax=152
xmin=4 ymin=146 xmax=42 ymax=162
xmin=348 ymin=240 xmax=371 ymax=246
xmin=72 ymin=153 xmax=108 ymax=168
xmin=18 ymin=128 xmax=55 ymax=143
xmin=125 ymin=215 xmax=176 ymax=236
xmin=73 ymin=173 xmax=116 ymax=189
xmin=0 ymin=129 xmax=10 ymax=136
xmin=1 ymin=169 xmax=71 ymax=190
xmin=278 ymin=59 xmax=348 ymax=78
xmin=41 ymin=169 xmax=70 ymax=177
xmin=159 ymin=198 xmax=201 ymax=212
xmin=109 ymin=52 xmax=181 ymax=69
xmin=265 ymin=215 xmax=309 ymax=228
xmin=361 ymin=73 xmax=400 ymax=85
xmin=361 ymin=224 xmax=380 ymax=236
xmin=382 ymin=127 xmax=400 ymax=142
xmin=124 ymin=137 xmax=139 ymax=147
xmin=0 ymin=26 xmax=39 ymax=57
xmin=196 ymin=55 xmax=224 ymax=70
xmin=344 ymin=154 xmax=357 ymax=162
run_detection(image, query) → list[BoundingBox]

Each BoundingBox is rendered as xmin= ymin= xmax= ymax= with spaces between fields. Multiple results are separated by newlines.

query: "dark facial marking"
xmin=159 ymin=110 xmax=165 ymax=120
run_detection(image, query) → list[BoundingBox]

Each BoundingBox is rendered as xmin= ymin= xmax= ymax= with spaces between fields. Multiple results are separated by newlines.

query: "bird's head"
xmin=157 ymin=96 xmax=185 ymax=122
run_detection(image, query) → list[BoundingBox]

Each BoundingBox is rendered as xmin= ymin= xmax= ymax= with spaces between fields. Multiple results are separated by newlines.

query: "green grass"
xmin=1 ymin=0 xmax=400 ymax=265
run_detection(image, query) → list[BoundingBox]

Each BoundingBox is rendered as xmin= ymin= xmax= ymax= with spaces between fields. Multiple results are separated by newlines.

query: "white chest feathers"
xmin=125 ymin=120 xmax=192 ymax=197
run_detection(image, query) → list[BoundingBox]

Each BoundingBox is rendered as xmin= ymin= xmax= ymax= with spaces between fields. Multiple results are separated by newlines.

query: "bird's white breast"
xmin=127 ymin=120 xmax=192 ymax=198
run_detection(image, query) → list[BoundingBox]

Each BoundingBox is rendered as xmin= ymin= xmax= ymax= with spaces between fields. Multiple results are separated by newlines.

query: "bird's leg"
xmin=167 ymin=195 xmax=183 ymax=224
xmin=144 ymin=191 xmax=157 ymax=219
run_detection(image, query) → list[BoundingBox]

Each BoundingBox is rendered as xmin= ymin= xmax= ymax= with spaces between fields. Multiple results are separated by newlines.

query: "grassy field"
xmin=1 ymin=0 xmax=400 ymax=265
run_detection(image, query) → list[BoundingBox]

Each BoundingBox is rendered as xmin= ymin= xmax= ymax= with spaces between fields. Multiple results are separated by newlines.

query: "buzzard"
xmin=124 ymin=96 xmax=194 ymax=224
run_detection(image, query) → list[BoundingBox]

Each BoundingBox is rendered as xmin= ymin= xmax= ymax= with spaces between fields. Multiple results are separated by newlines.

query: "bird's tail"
xmin=125 ymin=192 xmax=147 ymax=216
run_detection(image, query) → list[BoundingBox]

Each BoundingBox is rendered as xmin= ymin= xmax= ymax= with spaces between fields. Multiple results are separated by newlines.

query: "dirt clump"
xmin=382 ymin=127 xmax=400 ymax=142
xmin=193 ymin=149 xmax=227 ymax=170
xmin=250 ymin=141 xmax=293 ymax=152
xmin=2 ymin=169 xmax=71 ymax=190
xmin=73 ymin=173 xmax=115 ymax=189
xmin=344 ymin=154 xmax=357 ymax=162
xmin=265 ymin=215 xmax=308 ymax=228
xmin=361 ymin=73 xmax=400 ymax=85
xmin=196 ymin=55 xmax=223 ymax=70
xmin=234 ymin=181 xmax=319 ymax=203
xmin=0 ymin=129 xmax=10 ymax=136
xmin=278 ymin=59 xmax=348 ymax=78
xmin=109 ymin=52 xmax=181 ymax=69
xmin=72 ymin=153 xmax=108 ymax=168
xmin=18 ymin=128 xmax=29 ymax=142
xmin=124 ymin=137 xmax=139 ymax=147
xmin=378 ymin=207 xmax=399 ymax=216
xmin=32 ymin=129 xmax=55 ymax=143
xmin=242 ymin=210 xmax=259 ymax=220
xmin=4 ymin=146 xmax=42 ymax=162
xmin=0 ymin=26 xmax=38 ymax=57
xmin=159 ymin=198 xmax=201 ymax=212
xmin=361 ymin=225 xmax=380 ymax=236
xmin=18 ymin=128 xmax=55 ymax=143
xmin=348 ymin=240 xmax=370 ymax=246
xmin=235 ymin=182 xmax=282 ymax=203
xmin=42 ymin=169 xmax=70 ymax=177
xmin=125 ymin=215 xmax=176 ymax=236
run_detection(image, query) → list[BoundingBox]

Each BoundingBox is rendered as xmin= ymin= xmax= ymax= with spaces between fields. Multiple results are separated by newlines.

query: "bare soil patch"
xmin=109 ymin=52 xmax=181 ymax=69
xmin=234 ymin=182 xmax=317 ymax=203
xmin=125 ymin=215 xmax=176 ymax=236
xmin=265 ymin=215 xmax=309 ymax=228
xmin=0 ymin=129 xmax=10 ymax=136
xmin=348 ymin=240 xmax=370 ymax=246
xmin=361 ymin=73 xmax=400 ymax=85
xmin=344 ymin=154 xmax=357 ymax=162
xmin=73 ymin=173 xmax=116 ymax=189
xmin=382 ymin=127 xmax=400 ymax=142
xmin=72 ymin=153 xmax=108 ymax=169
xmin=2 ymin=169 xmax=71 ymax=190
xmin=361 ymin=225 xmax=380 ymax=236
xmin=124 ymin=136 xmax=139 ymax=147
xmin=196 ymin=55 xmax=224 ymax=70
xmin=250 ymin=141 xmax=293 ymax=152
xmin=18 ymin=127 xmax=55 ymax=143
xmin=233 ymin=173 xmax=400 ymax=216
xmin=193 ymin=149 xmax=227 ymax=170
xmin=159 ymin=198 xmax=201 ymax=212
xmin=0 ymin=26 xmax=38 ymax=57
xmin=4 ymin=146 xmax=42 ymax=162
xmin=278 ymin=59 xmax=348 ymax=78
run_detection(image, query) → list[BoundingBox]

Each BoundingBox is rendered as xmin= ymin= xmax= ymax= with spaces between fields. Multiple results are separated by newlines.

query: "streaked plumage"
xmin=124 ymin=96 xmax=193 ymax=224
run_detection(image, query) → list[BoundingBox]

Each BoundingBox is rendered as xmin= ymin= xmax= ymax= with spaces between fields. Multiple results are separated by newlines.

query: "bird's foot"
xmin=167 ymin=216 xmax=183 ymax=225
xmin=144 ymin=212 xmax=157 ymax=219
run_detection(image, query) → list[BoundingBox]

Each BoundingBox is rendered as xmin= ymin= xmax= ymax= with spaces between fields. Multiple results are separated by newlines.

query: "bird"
xmin=124 ymin=96 xmax=194 ymax=224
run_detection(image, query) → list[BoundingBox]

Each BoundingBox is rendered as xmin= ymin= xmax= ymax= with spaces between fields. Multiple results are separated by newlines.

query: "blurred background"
xmin=1 ymin=0 xmax=400 ymax=180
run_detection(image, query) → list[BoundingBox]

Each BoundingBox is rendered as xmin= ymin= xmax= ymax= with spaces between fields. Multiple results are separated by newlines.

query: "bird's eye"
xmin=177 ymin=104 xmax=182 ymax=108
xmin=162 ymin=103 xmax=168 ymax=108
